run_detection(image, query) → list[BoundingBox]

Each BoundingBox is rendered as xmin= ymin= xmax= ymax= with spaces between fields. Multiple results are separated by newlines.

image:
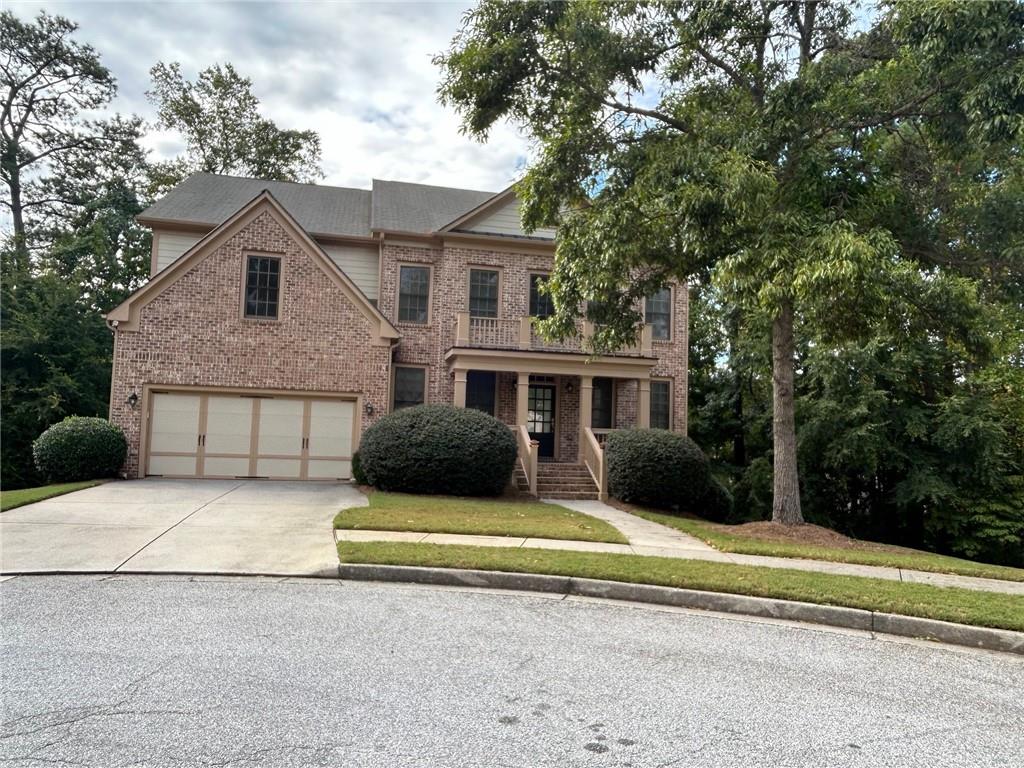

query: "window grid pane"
xmin=393 ymin=367 xmax=426 ymax=410
xmin=398 ymin=266 xmax=430 ymax=324
xmin=530 ymin=274 xmax=554 ymax=319
xmin=591 ymin=377 xmax=613 ymax=429
xmin=645 ymin=288 xmax=672 ymax=340
xmin=245 ymin=256 xmax=280 ymax=318
xmin=527 ymin=386 xmax=554 ymax=433
xmin=469 ymin=269 xmax=499 ymax=318
xmin=650 ymin=380 xmax=671 ymax=429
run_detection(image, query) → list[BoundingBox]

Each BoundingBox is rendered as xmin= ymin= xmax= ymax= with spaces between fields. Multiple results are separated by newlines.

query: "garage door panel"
xmin=307 ymin=459 xmax=351 ymax=480
xmin=204 ymin=396 xmax=254 ymax=454
xmin=307 ymin=401 xmax=353 ymax=457
xmin=257 ymin=399 xmax=305 ymax=457
xmin=149 ymin=394 xmax=201 ymax=453
xmin=148 ymin=454 xmax=199 ymax=476
xmin=202 ymin=456 xmax=251 ymax=477
xmin=256 ymin=458 xmax=302 ymax=478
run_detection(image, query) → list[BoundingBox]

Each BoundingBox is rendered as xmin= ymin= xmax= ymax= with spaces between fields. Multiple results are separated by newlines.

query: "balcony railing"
xmin=454 ymin=312 xmax=653 ymax=357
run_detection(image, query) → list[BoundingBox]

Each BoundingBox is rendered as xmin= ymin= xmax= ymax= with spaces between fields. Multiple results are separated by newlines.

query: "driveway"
xmin=0 ymin=479 xmax=366 ymax=576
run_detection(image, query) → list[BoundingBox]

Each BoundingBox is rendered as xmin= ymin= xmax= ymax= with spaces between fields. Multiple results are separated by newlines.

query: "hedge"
xmin=606 ymin=428 xmax=710 ymax=510
xmin=358 ymin=405 xmax=517 ymax=496
xmin=33 ymin=416 xmax=127 ymax=483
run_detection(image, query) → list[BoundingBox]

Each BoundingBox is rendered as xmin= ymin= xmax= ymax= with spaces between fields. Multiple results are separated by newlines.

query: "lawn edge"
xmin=0 ymin=480 xmax=106 ymax=512
xmin=337 ymin=563 xmax=1024 ymax=656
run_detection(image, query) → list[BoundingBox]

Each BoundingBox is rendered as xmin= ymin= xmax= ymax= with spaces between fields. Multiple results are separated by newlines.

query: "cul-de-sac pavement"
xmin=2 ymin=573 xmax=1022 ymax=767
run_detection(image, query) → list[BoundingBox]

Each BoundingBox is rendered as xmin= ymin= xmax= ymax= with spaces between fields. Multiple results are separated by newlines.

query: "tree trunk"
xmin=771 ymin=299 xmax=803 ymax=524
xmin=2 ymin=142 xmax=29 ymax=273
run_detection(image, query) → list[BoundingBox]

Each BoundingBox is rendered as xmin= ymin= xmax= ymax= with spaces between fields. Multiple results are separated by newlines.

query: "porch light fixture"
xmin=565 ymin=381 xmax=575 ymax=395
xmin=126 ymin=391 xmax=139 ymax=409
xmin=365 ymin=402 xmax=375 ymax=416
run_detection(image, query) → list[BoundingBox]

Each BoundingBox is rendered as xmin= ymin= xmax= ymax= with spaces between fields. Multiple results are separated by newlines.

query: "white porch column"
xmin=453 ymin=368 xmax=468 ymax=408
xmin=579 ymin=375 xmax=593 ymax=461
xmin=638 ymin=378 xmax=651 ymax=428
xmin=516 ymin=372 xmax=530 ymax=426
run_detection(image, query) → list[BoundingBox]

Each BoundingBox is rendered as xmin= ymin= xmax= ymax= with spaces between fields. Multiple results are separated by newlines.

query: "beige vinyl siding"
xmin=155 ymin=231 xmax=203 ymax=273
xmin=321 ymin=243 xmax=380 ymax=301
xmin=464 ymin=198 xmax=556 ymax=240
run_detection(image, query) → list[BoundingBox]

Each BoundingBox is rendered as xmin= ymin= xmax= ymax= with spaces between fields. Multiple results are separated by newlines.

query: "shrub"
xmin=699 ymin=474 xmax=734 ymax=523
xmin=358 ymin=405 xmax=517 ymax=496
xmin=33 ymin=416 xmax=127 ymax=483
xmin=606 ymin=428 xmax=710 ymax=510
xmin=351 ymin=450 xmax=367 ymax=485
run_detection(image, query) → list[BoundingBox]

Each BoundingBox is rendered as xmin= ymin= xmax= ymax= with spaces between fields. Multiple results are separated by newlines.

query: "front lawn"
xmin=626 ymin=506 xmax=1024 ymax=583
xmin=1 ymin=480 xmax=104 ymax=512
xmin=334 ymin=492 xmax=628 ymax=544
xmin=339 ymin=541 xmax=1024 ymax=632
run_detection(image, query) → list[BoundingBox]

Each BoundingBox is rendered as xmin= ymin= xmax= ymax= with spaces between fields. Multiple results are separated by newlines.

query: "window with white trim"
xmin=398 ymin=265 xmax=430 ymax=324
xmin=469 ymin=268 xmax=500 ymax=318
xmin=393 ymin=367 xmax=426 ymax=410
xmin=650 ymin=380 xmax=671 ymax=429
xmin=645 ymin=288 xmax=672 ymax=340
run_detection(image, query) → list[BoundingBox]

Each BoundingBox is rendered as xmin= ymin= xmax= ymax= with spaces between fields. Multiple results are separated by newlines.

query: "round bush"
xmin=33 ymin=416 xmax=127 ymax=483
xmin=351 ymin=450 xmax=368 ymax=485
xmin=606 ymin=428 xmax=710 ymax=510
xmin=359 ymin=405 xmax=517 ymax=496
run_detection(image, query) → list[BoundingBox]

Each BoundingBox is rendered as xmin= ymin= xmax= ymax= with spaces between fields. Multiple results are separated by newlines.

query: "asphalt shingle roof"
xmin=138 ymin=172 xmax=500 ymax=238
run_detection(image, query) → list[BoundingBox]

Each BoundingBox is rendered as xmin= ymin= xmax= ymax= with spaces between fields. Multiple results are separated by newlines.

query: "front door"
xmin=528 ymin=384 xmax=556 ymax=459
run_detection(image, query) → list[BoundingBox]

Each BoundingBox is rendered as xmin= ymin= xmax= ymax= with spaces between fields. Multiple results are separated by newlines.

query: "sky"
xmin=8 ymin=1 xmax=533 ymax=193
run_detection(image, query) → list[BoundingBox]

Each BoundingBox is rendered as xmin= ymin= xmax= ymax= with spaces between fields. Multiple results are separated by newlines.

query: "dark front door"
xmin=528 ymin=384 xmax=556 ymax=458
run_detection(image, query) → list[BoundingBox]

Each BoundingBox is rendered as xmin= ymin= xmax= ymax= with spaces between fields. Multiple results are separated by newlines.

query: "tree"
xmin=146 ymin=62 xmax=323 ymax=189
xmin=435 ymin=0 xmax=1023 ymax=524
xmin=0 ymin=11 xmax=139 ymax=272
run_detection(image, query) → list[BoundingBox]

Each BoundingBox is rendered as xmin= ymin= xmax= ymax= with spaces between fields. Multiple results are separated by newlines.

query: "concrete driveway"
xmin=0 ymin=479 xmax=366 ymax=576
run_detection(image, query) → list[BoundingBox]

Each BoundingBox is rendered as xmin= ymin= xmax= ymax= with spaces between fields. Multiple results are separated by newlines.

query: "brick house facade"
xmin=106 ymin=173 xmax=688 ymax=491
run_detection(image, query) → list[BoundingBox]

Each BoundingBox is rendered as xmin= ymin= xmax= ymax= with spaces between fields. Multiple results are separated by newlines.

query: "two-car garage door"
xmin=145 ymin=391 xmax=355 ymax=480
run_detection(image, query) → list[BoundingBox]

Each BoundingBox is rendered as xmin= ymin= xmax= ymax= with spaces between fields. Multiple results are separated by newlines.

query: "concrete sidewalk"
xmin=335 ymin=498 xmax=1024 ymax=597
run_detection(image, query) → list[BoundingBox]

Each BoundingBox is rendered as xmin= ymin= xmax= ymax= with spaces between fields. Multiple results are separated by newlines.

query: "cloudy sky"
xmin=9 ymin=1 xmax=532 ymax=192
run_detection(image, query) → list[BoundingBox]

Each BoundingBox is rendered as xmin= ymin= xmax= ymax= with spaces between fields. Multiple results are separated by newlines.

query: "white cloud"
xmin=7 ymin=0 xmax=531 ymax=192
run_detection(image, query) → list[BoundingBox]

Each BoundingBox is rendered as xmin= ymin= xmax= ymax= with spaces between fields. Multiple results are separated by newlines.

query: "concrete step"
xmin=540 ymin=491 xmax=601 ymax=500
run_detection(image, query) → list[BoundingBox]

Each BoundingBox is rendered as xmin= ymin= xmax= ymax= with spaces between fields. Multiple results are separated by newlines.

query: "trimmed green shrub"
xmin=351 ymin=450 xmax=367 ymax=485
xmin=33 ymin=416 xmax=127 ymax=483
xmin=358 ymin=405 xmax=517 ymax=496
xmin=606 ymin=428 xmax=710 ymax=510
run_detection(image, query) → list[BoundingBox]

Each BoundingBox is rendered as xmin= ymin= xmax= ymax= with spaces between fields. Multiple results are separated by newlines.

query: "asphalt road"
xmin=1 ymin=576 xmax=1021 ymax=767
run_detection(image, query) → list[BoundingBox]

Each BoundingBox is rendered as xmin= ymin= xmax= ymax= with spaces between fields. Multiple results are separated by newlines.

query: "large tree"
xmin=146 ymin=62 xmax=323 ymax=191
xmin=436 ymin=0 xmax=1023 ymax=524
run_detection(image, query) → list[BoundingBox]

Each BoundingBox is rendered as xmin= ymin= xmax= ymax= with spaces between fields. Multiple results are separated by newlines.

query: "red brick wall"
xmin=110 ymin=210 xmax=391 ymax=476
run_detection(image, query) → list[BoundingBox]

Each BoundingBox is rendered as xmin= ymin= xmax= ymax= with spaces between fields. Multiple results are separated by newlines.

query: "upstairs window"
xmin=469 ymin=268 xmax=499 ymax=318
xmin=529 ymin=274 xmax=554 ymax=319
xmin=645 ymin=288 xmax=672 ymax=340
xmin=591 ymin=377 xmax=614 ymax=429
xmin=650 ymin=380 xmax=671 ymax=429
xmin=398 ymin=265 xmax=430 ymax=324
xmin=245 ymin=256 xmax=280 ymax=319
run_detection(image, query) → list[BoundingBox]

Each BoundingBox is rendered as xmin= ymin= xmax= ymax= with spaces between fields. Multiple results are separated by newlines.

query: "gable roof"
xmin=111 ymin=190 xmax=399 ymax=342
xmin=138 ymin=173 xmax=373 ymax=239
xmin=370 ymin=179 xmax=494 ymax=234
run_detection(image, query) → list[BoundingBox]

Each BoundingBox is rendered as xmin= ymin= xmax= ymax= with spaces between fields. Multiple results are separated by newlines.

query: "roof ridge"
xmin=191 ymin=171 xmax=371 ymax=194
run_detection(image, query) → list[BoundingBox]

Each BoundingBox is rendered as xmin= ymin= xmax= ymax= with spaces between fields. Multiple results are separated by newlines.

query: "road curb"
xmin=336 ymin=564 xmax=1024 ymax=656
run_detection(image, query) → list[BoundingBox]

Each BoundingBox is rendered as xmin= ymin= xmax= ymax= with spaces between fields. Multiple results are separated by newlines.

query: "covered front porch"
xmin=446 ymin=347 xmax=657 ymax=498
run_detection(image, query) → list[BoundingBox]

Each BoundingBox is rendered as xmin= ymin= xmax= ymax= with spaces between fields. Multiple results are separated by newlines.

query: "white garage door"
xmin=146 ymin=391 xmax=354 ymax=480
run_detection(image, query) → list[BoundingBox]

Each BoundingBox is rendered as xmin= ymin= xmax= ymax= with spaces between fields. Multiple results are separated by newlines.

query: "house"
xmin=106 ymin=173 xmax=688 ymax=498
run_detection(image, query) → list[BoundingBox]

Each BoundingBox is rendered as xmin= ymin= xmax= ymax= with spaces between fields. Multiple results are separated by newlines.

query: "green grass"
xmin=334 ymin=492 xmax=628 ymax=544
xmin=339 ymin=541 xmax=1024 ymax=632
xmin=629 ymin=508 xmax=1024 ymax=583
xmin=0 ymin=480 xmax=104 ymax=512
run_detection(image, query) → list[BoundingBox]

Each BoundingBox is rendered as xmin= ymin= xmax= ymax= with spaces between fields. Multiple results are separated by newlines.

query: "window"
xmin=645 ymin=288 xmax=672 ymax=340
xmin=393 ymin=367 xmax=426 ymax=410
xmin=591 ymin=377 xmax=614 ymax=429
xmin=650 ymin=380 xmax=671 ymax=429
xmin=469 ymin=268 xmax=499 ymax=318
xmin=398 ymin=265 xmax=430 ymax=324
xmin=529 ymin=274 xmax=554 ymax=319
xmin=466 ymin=371 xmax=496 ymax=416
xmin=244 ymin=256 xmax=280 ymax=319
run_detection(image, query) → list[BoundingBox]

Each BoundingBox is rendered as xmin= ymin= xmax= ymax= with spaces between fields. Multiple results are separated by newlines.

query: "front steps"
xmin=515 ymin=462 xmax=600 ymax=500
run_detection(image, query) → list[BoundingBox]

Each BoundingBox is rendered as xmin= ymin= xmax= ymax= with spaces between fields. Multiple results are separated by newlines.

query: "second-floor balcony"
xmin=453 ymin=311 xmax=653 ymax=357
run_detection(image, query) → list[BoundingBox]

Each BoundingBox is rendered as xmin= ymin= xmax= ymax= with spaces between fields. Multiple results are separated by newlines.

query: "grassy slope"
xmin=630 ymin=509 xmax=1024 ymax=583
xmin=339 ymin=541 xmax=1024 ymax=632
xmin=334 ymin=492 xmax=627 ymax=544
xmin=0 ymin=480 xmax=104 ymax=512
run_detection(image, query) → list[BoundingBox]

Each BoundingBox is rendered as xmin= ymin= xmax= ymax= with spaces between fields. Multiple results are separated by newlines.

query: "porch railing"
xmin=455 ymin=311 xmax=653 ymax=357
xmin=515 ymin=424 xmax=539 ymax=496
xmin=582 ymin=427 xmax=608 ymax=501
